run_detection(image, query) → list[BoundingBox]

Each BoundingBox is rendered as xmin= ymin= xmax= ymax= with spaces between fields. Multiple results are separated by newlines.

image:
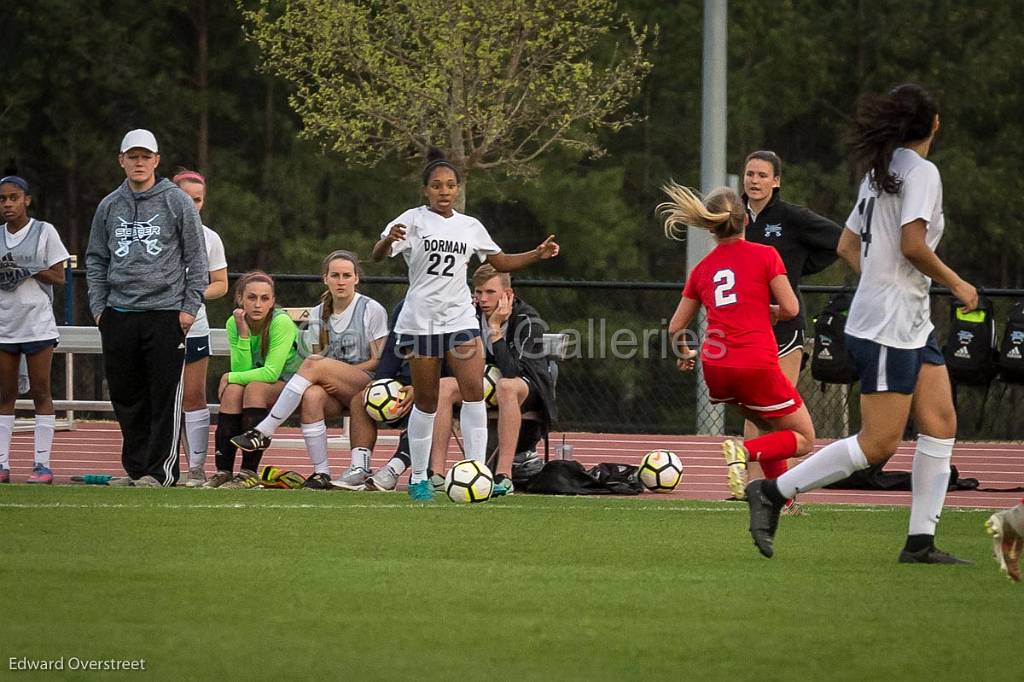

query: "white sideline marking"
xmin=0 ymin=501 xmax=993 ymax=513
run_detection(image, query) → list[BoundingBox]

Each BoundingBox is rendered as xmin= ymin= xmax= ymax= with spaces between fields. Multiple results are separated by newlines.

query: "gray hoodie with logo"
xmin=86 ymin=178 xmax=208 ymax=319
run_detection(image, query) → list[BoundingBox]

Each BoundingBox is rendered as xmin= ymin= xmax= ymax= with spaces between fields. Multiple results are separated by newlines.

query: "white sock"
xmin=0 ymin=414 xmax=14 ymax=468
xmin=350 ymin=447 xmax=371 ymax=471
xmin=184 ymin=408 xmax=210 ymax=468
xmin=34 ymin=414 xmax=56 ymax=468
xmin=776 ymin=435 xmax=869 ymax=499
xmin=908 ymin=434 xmax=954 ymax=536
xmin=256 ymin=374 xmax=312 ymax=435
xmin=460 ymin=400 xmax=488 ymax=464
xmin=301 ymin=420 xmax=331 ymax=475
xmin=386 ymin=456 xmax=408 ymax=476
xmin=407 ymin=407 xmax=435 ymax=484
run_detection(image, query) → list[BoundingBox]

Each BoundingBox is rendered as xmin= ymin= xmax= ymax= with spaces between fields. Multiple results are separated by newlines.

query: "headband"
xmin=0 ymin=175 xmax=30 ymax=195
xmin=173 ymin=170 xmax=206 ymax=185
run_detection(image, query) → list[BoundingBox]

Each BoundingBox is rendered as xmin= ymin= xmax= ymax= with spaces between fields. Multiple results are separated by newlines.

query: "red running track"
xmin=4 ymin=421 xmax=1023 ymax=509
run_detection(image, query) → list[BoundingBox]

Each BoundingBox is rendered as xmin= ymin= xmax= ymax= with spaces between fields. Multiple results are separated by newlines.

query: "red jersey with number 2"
xmin=682 ymin=239 xmax=787 ymax=369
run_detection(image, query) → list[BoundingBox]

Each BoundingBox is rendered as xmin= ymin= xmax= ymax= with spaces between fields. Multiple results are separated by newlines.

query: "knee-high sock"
xmin=459 ymin=399 xmax=488 ymax=464
xmin=33 ymin=414 xmax=55 ymax=468
xmin=745 ymin=430 xmax=798 ymax=463
xmin=301 ymin=420 xmax=330 ymax=475
xmin=184 ymin=408 xmax=211 ymax=468
xmin=241 ymin=407 xmax=269 ymax=473
xmin=0 ymin=414 xmax=14 ymax=468
xmin=759 ymin=458 xmax=789 ymax=480
xmin=407 ymin=407 xmax=435 ymax=484
xmin=255 ymin=375 xmax=312 ymax=436
xmin=214 ymin=412 xmax=242 ymax=473
xmin=908 ymin=435 xmax=954 ymax=537
xmin=776 ymin=435 xmax=869 ymax=499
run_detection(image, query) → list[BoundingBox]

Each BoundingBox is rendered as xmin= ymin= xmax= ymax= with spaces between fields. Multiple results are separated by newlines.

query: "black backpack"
xmin=943 ymin=296 xmax=998 ymax=386
xmin=811 ymin=292 xmax=858 ymax=384
xmin=998 ymin=300 xmax=1024 ymax=384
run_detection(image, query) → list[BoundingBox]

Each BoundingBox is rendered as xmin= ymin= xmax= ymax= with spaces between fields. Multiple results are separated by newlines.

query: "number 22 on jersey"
xmin=713 ymin=269 xmax=737 ymax=307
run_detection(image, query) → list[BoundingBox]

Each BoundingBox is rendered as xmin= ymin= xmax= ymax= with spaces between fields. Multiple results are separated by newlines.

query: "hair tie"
xmin=173 ymin=170 xmax=206 ymax=185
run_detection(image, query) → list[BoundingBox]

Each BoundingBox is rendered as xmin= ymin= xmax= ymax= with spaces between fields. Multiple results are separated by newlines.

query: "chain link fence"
xmin=55 ymin=272 xmax=1024 ymax=440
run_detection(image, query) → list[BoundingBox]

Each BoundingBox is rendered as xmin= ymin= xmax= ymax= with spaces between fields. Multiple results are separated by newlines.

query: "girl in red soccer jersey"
xmin=661 ymin=182 xmax=815 ymax=500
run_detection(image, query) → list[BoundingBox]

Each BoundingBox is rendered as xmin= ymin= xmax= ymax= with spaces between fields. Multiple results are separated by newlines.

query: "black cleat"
xmin=746 ymin=480 xmax=783 ymax=558
xmin=302 ymin=472 xmax=334 ymax=490
xmin=231 ymin=429 xmax=272 ymax=452
xmin=897 ymin=546 xmax=973 ymax=565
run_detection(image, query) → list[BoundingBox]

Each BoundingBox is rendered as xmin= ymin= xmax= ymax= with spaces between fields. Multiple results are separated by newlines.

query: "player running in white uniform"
xmin=745 ymin=84 xmax=979 ymax=564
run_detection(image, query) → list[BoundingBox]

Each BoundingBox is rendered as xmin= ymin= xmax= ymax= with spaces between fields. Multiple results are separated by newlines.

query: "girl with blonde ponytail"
xmin=663 ymin=182 xmax=815 ymax=516
xmin=230 ymin=250 xmax=389 ymax=490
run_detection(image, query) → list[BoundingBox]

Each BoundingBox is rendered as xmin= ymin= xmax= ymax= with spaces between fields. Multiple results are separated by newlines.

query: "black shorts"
xmin=520 ymin=375 xmax=544 ymax=414
xmin=185 ymin=335 xmax=212 ymax=363
xmin=397 ymin=329 xmax=481 ymax=358
xmin=773 ymin=320 xmax=805 ymax=358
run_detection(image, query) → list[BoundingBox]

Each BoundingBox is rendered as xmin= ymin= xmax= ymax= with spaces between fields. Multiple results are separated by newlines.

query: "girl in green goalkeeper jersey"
xmin=204 ymin=271 xmax=300 ymax=488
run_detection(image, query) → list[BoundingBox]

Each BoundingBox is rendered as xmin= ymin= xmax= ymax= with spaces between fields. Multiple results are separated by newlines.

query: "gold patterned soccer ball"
xmin=444 ymin=459 xmax=495 ymax=503
xmin=364 ymin=378 xmax=405 ymax=424
xmin=482 ymin=364 xmax=502 ymax=408
xmin=638 ymin=450 xmax=683 ymax=492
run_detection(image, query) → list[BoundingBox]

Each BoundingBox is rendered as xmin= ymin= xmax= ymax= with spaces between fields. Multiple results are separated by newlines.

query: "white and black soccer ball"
xmin=482 ymin=364 xmax=502 ymax=408
xmin=444 ymin=459 xmax=494 ymax=503
xmin=638 ymin=450 xmax=683 ymax=492
xmin=364 ymin=378 xmax=405 ymax=424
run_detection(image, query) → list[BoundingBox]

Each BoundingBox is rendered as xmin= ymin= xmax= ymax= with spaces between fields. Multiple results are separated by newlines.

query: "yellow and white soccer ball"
xmin=444 ymin=459 xmax=494 ymax=503
xmin=482 ymin=364 xmax=502 ymax=408
xmin=364 ymin=378 xmax=405 ymax=424
xmin=637 ymin=450 xmax=683 ymax=492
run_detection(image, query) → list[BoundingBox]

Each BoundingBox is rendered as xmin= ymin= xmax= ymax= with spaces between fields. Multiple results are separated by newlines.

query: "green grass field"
xmin=2 ymin=487 xmax=1021 ymax=681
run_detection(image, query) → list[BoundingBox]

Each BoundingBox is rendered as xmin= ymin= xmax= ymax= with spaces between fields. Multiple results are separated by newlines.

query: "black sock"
xmin=762 ymin=479 xmax=788 ymax=507
xmin=393 ymin=431 xmax=411 ymax=468
xmin=241 ymin=408 xmax=269 ymax=474
xmin=215 ymin=412 xmax=242 ymax=472
xmin=904 ymin=534 xmax=934 ymax=553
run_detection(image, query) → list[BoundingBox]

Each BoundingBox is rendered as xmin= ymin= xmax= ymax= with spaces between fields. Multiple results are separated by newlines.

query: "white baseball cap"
xmin=120 ymin=129 xmax=159 ymax=153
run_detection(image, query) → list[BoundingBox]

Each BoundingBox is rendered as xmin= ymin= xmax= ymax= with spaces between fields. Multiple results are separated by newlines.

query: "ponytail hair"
xmin=850 ymin=83 xmax=938 ymax=194
xmin=421 ymin=147 xmax=461 ymax=185
xmin=234 ymin=271 xmax=277 ymax=355
xmin=658 ymin=182 xmax=745 ymax=241
xmin=318 ymin=250 xmax=362 ymax=350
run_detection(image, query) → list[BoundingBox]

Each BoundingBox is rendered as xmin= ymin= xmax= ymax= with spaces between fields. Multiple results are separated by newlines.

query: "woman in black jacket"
xmin=740 ymin=150 xmax=843 ymax=501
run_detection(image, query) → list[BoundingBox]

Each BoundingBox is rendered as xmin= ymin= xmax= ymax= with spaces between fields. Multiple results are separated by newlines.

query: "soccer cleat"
xmin=230 ymin=429 xmax=272 ymax=453
xmin=219 ymin=469 xmax=257 ymax=489
xmin=985 ymin=506 xmax=1023 ymax=583
xmin=721 ymin=439 xmax=749 ymax=500
xmin=202 ymin=471 xmax=233 ymax=489
xmin=133 ymin=475 xmax=162 ymax=488
xmin=746 ymin=480 xmax=783 ymax=558
xmin=26 ymin=464 xmax=54 ymax=485
xmin=897 ymin=545 xmax=973 ymax=565
xmin=185 ymin=467 xmax=207 ymax=488
xmin=332 ymin=466 xmax=370 ymax=491
xmin=780 ymin=499 xmax=807 ymax=517
xmin=429 ymin=472 xmax=446 ymax=493
xmin=366 ymin=464 xmax=400 ymax=491
xmin=408 ymin=479 xmax=434 ymax=501
xmin=302 ymin=472 xmax=334 ymax=490
xmin=492 ymin=474 xmax=515 ymax=497
xmin=0 ymin=467 xmax=9 ymax=484
xmin=107 ymin=476 xmax=136 ymax=487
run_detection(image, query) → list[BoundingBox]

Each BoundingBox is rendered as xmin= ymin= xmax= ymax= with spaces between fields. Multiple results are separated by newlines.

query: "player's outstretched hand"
xmin=676 ymin=348 xmax=697 ymax=372
xmin=386 ymin=224 xmax=407 ymax=243
xmin=536 ymin=235 xmax=559 ymax=260
xmin=952 ymin=280 xmax=979 ymax=313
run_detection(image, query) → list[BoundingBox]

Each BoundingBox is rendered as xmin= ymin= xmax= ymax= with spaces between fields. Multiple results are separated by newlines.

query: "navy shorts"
xmin=397 ymin=329 xmax=481 ymax=358
xmin=845 ymin=331 xmax=944 ymax=394
xmin=0 ymin=339 xmax=58 ymax=355
xmin=185 ymin=335 xmax=212 ymax=363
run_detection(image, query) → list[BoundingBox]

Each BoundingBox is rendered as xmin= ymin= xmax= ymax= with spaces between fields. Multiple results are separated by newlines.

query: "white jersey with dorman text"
xmin=844 ymin=147 xmax=944 ymax=349
xmin=383 ymin=206 xmax=501 ymax=335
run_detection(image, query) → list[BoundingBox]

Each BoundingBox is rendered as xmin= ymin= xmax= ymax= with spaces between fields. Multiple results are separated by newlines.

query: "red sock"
xmin=744 ymin=430 xmax=798 ymax=463
xmin=760 ymin=458 xmax=789 ymax=480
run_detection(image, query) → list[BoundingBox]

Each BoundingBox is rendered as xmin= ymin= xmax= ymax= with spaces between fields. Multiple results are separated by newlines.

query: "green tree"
xmin=241 ymin=0 xmax=653 ymax=203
